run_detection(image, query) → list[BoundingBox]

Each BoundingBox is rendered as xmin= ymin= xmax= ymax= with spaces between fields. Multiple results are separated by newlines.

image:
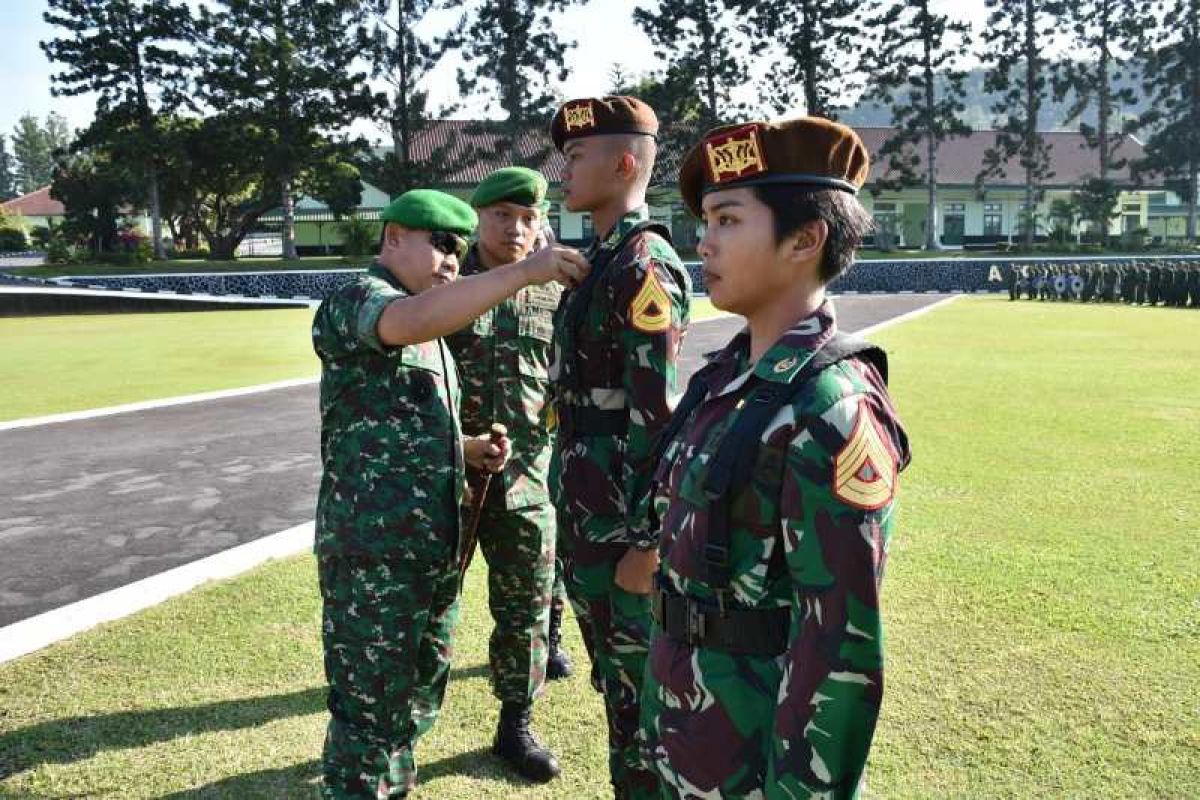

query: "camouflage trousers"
xmin=472 ymin=502 xmax=560 ymax=703
xmin=317 ymin=549 xmax=461 ymax=799
xmin=558 ymin=533 xmax=659 ymax=799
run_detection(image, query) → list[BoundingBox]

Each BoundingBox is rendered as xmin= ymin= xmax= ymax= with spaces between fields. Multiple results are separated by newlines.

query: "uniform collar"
xmin=704 ymin=300 xmax=838 ymax=397
xmin=595 ymin=206 xmax=650 ymax=253
xmin=459 ymin=244 xmax=485 ymax=277
xmin=367 ymin=262 xmax=413 ymax=296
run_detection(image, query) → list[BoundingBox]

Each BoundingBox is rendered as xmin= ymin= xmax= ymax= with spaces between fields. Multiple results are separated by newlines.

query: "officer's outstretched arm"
xmin=767 ymin=392 xmax=902 ymax=797
xmin=376 ymin=246 xmax=588 ymax=346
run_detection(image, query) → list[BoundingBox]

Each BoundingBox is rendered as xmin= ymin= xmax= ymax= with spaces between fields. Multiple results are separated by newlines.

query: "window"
xmin=581 ymin=213 xmax=594 ymax=240
xmin=983 ymin=203 xmax=1004 ymax=236
xmin=547 ymin=204 xmax=561 ymax=240
xmin=944 ymin=202 xmax=966 ymax=214
xmin=1122 ymin=203 xmax=1141 ymax=213
xmin=872 ymin=201 xmax=899 ymax=227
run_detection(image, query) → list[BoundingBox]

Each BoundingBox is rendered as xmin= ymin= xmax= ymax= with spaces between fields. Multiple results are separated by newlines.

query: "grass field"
xmin=0 ymin=300 xmax=727 ymax=422
xmin=1 ymin=296 xmax=1197 ymax=798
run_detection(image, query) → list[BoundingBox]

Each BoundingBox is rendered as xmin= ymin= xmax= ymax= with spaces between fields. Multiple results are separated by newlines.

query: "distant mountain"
xmin=841 ymin=65 xmax=1152 ymax=133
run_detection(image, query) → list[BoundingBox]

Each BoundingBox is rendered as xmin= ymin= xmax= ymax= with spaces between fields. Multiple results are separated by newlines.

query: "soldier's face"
xmin=477 ymin=201 xmax=541 ymax=266
xmin=561 ymin=138 xmax=611 ymax=213
xmin=381 ymin=224 xmax=461 ymax=293
xmin=698 ymin=188 xmax=816 ymax=316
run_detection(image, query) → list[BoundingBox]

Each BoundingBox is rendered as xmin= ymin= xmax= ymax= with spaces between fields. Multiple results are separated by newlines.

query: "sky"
xmin=1 ymin=0 xmax=992 ymax=146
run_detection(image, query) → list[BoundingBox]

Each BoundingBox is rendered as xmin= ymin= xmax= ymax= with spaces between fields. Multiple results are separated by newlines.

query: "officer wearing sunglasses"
xmin=311 ymin=188 xmax=588 ymax=799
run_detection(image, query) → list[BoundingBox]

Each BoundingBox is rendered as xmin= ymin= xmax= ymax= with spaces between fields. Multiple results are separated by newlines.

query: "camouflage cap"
xmin=470 ymin=167 xmax=550 ymax=211
xmin=380 ymin=189 xmax=477 ymax=236
xmin=549 ymin=95 xmax=658 ymax=152
xmin=678 ymin=116 xmax=871 ymax=217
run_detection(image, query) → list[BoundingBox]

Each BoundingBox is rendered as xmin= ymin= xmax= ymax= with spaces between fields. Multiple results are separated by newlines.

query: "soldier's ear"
xmin=783 ymin=219 xmax=827 ymax=266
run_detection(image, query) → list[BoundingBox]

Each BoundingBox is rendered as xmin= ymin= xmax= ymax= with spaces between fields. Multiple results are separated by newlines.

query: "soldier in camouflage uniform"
xmin=445 ymin=167 xmax=570 ymax=783
xmin=312 ymin=189 xmax=587 ymax=799
xmin=547 ymin=96 xmax=692 ymax=799
xmin=641 ymin=117 xmax=912 ymax=799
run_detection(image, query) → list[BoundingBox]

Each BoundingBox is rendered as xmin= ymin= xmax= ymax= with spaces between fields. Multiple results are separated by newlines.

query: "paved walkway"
xmin=0 ymin=293 xmax=951 ymax=627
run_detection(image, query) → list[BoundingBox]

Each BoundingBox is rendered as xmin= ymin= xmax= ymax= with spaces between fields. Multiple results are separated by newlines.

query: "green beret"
xmin=471 ymin=167 xmax=549 ymax=210
xmin=379 ymin=189 xmax=477 ymax=236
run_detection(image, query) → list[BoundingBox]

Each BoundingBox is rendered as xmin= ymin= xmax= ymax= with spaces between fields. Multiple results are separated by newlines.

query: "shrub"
xmin=0 ymin=226 xmax=28 ymax=252
xmin=338 ymin=217 xmax=377 ymax=258
xmin=45 ymin=230 xmax=79 ymax=264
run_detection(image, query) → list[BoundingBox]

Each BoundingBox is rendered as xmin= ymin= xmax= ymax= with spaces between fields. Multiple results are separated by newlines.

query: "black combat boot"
xmin=493 ymin=701 xmax=561 ymax=783
xmin=545 ymin=604 xmax=574 ymax=680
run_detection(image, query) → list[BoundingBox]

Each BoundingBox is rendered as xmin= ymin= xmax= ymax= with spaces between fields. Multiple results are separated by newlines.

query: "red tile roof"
xmin=408 ymin=120 xmax=1153 ymax=191
xmin=1 ymin=186 xmax=65 ymax=216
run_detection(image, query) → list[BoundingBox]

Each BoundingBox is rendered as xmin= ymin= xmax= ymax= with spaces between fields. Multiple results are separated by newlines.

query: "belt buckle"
xmin=685 ymin=598 xmax=707 ymax=646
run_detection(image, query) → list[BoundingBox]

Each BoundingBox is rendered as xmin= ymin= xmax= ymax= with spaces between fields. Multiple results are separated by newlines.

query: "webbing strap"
xmin=698 ymin=333 xmax=887 ymax=589
xmin=556 ymin=221 xmax=673 ymax=393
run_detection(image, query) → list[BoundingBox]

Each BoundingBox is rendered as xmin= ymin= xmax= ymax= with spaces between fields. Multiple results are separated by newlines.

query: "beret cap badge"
xmin=704 ymin=124 xmax=768 ymax=185
xmin=564 ymin=102 xmax=597 ymax=132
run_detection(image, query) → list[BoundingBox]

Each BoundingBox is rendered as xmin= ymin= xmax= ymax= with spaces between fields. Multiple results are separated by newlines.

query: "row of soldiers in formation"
xmin=1007 ymin=261 xmax=1200 ymax=307
xmin=312 ymin=98 xmax=907 ymax=799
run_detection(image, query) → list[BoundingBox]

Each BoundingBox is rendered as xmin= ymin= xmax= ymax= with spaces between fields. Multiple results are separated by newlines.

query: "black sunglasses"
xmin=430 ymin=230 xmax=468 ymax=261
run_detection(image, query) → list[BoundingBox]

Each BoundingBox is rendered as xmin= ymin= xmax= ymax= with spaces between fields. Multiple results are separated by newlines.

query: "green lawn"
xmin=1 ymin=301 xmax=723 ymax=422
xmin=1 ymin=297 xmax=1196 ymax=798
xmin=0 ymin=309 xmax=319 ymax=421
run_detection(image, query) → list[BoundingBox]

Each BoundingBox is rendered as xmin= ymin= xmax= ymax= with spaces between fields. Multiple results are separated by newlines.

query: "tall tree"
xmin=51 ymin=147 xmax=144 ymax=254
xmin=0 ymin=135 xmax=16 ymax=200
xmin=863 ymin=0 xmax=972 ymax=250
xmin=977 ymin=0 xmax=1062 ymax=248
xmin=1054 ymin=0 xmax=1145 ymax=238
xmin=42 ymin=0 xmax=194 ymax=259
xmin=11 ymin=114 xmax=63 ymax=194
xmin=742 ymin=0 xmax=860 ymax=118
xmin=633 ymin=0 xmax=747 ymax=130
xmin=1139 ymin=0 xmax=1200 ymax=243
xmin=198 ymin=0 xmax=375 ymax=260
xmin=452 ymin=0 xmax=575 ymax=162
xmin=360 ymin=0 xmax=473 ymax=196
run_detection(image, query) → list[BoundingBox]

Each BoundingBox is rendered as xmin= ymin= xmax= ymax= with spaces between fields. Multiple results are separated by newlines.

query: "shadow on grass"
xmin=159 ymin=759 xmax=321 ymax=799
xmin=448 ymin=663 xmax=490 ymax=681
xmin=0 ymin=686 xmax=326 ymax=781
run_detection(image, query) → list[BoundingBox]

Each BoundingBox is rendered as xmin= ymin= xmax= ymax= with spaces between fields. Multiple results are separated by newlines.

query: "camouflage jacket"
xmin=648 ymin=301 xmax=911 ymax=796
xmin=549 ymin=206 xmax=692 ymax=549
xmin=312 ymin=263 xmax=464 ymax=559
xmin=446 ymin=245 xmax=561 ymax=509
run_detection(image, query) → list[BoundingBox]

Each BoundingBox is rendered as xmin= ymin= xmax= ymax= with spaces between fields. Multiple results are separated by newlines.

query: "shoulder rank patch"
xmin=564 ymin=101 xmax=596 ymax=132
xmin=832 ymin=404 xmax=897 ymax=510
xmin=630 ymin=268 xmax=672 ymax=334
xmin=704 ymin=124 xmax=768 ymax=185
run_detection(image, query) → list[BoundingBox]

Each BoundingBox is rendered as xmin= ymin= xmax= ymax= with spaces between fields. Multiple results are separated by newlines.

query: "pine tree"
xmin=863 ymin=0 xmax=972 ymax=250
xmin=0 ymin=135 xmax=16 ymax=200
xmin=977 ymin=0 xmax=1063 ymax=248
xmin=12 ymin=115 xmax=55 ymax=195
xmin=1054 ymin=0 xmax=1145 ymax=238
xmin=360 ymin=0 xmax=473 ymax=196
xmin=198 ymin=0 xmax=375 ymax=260
xmin=452 ymin=0 xmax=576 ymax=163
xmin=741 ymin=0 xmax=860 ymax=118
xmin=1139 ymin=0 xmax=1200 ymax=243
xmin=633 ymin=0 xmax=747 ymax=130
xmin=42 ymin=0 xmax=194 ymax=259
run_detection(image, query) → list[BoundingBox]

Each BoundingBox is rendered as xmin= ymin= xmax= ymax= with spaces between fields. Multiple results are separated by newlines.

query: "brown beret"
xmin=549 ymin=96 xmax=659 ymax=151
xmin=678 ymin=117 xmax=871 ymax=216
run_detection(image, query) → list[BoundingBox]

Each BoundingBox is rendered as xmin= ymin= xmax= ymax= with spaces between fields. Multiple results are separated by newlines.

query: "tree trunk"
xmin=922 ymin=2 xmax=939 ymax=251
xmin=148 ymin=166 xmax=165 ymax=259
xmin=1097 ymin=0 xmax=1111 ymax=238
xmin=799 ymin=0 xmax=821 ymax=116
xmin=1188 ymin=165 xmax=1198 ymax=243
xmin=281 ymin=174 xmax=298 ymax=260
xmin=207 ymin=235 xmax=239 ymax=261
xmin=1023 ymin=0 xmax=1037 ymax=249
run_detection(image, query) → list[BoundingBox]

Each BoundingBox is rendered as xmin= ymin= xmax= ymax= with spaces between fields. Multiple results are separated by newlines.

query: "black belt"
xmin=557 ymin=405 xmax=628 ymax=438
xmin=651 ymin=588 xmax=790 ymax=656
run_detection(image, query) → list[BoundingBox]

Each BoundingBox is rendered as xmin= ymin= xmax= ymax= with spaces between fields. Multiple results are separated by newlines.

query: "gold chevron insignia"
xmin=564 ymin=102 xmax=596 ymax=131
xmin=833 ymin=406 xmax=896 ymax=510
xmin=630 ymin=269 xmax=672 ymax=333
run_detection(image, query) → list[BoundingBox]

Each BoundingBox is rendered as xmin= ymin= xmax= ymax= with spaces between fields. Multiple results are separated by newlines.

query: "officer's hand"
xmin=614 ymin=547 xmax=659 ymax=595
xmin=519 ymin=245 xmax=589 ymax=288
xmin=464 ymin=433 xmax=510 ymax=473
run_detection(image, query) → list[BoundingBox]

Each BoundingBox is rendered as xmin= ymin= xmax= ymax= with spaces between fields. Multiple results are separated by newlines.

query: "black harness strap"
xmin=556 ymin=221 xmax=673 ymax=394
xmin=652 ymin=332 xmax=889 ymax=593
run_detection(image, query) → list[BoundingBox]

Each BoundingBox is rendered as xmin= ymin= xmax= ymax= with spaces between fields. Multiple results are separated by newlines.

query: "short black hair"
xmin=751 ymin=185 xmax=875 ymax=284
